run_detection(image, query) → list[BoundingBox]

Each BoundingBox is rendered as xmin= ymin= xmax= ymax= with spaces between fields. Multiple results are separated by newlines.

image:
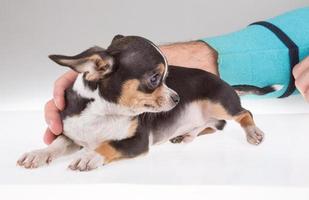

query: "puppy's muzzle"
xmin=163 ymin=88 xmax=179 ymax=111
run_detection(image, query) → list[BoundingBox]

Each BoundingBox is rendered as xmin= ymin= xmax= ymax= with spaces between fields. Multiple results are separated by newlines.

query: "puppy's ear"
xmin=49 ymin=46 xmax=114 ymax=81
xmin=112 ymin=34 xmax=125 ymax=43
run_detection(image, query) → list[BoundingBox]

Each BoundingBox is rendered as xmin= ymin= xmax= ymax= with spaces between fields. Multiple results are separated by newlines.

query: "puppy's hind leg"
xmin=17 ymin=135 xmax=80 ymax=169
xmin=208 ymin=101 xmax=264 ymax=145
xmin=233 ymin=109 xmax=264 ymax=145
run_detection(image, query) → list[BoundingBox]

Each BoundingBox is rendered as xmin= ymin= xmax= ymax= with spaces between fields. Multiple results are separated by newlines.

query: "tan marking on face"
xmin=95 ymin=142 xmax=122 ymax=163
xmin=234 ymin=111 xmax=255 ymax=128
xmin=118 ymin=79 xmax=170 ymax=111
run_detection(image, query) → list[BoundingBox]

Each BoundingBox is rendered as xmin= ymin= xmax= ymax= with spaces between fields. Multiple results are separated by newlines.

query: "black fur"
xmin=166 ymin=66 xmax=242 ymax=116
xmin=215 ymin=120 xmax=227 ymax=130
xmin=110 ymin=118 xmax=150 ymax=158
xmin=60 ymin=87 xmax=94 ymax=120
xmin=82 ymin=74 xmax=98 ymax=91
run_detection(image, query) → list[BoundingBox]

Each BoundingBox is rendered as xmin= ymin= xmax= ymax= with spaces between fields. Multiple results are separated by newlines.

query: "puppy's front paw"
xmin=245 ymin=126 xmax=264 ymax=145
xmin=68 ymin=151 xmax=104 ymax=171
xmin=17 ymin=149 xmax=54 ymax=169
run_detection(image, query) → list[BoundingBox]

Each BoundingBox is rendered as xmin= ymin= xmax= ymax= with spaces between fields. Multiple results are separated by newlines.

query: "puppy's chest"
xmin=62 ymin=103 xmax=132 ymax=149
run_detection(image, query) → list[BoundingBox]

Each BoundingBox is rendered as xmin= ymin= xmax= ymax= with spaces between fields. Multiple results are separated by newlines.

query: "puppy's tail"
xmin=232 ymin=84 xmax=283 ymax=96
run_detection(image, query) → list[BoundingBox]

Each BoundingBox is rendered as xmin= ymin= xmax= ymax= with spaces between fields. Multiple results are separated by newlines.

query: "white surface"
xmin=1 ymin=103 xmax=308 ymax=186
xmin=1 ymin=185 xmax=309 ymax=200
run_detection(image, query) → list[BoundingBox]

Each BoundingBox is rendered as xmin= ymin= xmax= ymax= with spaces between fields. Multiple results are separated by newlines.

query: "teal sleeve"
xmin=201 ymin=7 xmax=309 ymax=98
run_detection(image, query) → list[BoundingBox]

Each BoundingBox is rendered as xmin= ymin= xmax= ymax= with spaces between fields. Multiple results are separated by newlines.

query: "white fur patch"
xmin=63 ymin=74 xmax=136 ymax=149
xmin=272 ymin=84 xmax=284 ymax=91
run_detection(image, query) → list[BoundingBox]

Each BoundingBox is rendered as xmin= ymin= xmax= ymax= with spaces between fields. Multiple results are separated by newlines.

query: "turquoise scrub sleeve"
xmin=201 ymin=7 xmax=309 ymax=98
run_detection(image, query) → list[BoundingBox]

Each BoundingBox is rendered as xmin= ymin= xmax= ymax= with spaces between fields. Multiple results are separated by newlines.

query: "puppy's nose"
xmin=170 ymin=94 xmax=180 ymax=104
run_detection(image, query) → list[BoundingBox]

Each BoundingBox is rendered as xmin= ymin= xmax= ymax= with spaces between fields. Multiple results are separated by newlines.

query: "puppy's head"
xmin=49 ymin=35 xmax=179 ymax=115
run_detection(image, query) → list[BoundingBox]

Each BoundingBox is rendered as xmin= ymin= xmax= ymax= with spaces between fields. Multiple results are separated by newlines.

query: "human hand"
xmin=293 ymin=56 xmax=309 ymax=102
xmin=43 ymin=70 xmax=78 ymax=144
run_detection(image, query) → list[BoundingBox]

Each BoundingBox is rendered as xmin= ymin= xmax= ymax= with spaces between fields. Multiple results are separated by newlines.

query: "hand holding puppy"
xmin=43 ymin=71 xmax=77 ymax=144
xmin=293 ymin=56 xmax=309 ymax=102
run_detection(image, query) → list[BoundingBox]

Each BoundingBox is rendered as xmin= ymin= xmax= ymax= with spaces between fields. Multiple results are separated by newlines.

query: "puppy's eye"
xmin=150 ymin=73 xmax=160 ymax=86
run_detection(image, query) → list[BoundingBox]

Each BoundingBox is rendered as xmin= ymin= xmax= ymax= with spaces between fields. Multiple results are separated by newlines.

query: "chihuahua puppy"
xmin=18 ymin=35 xmax=266 ymax=171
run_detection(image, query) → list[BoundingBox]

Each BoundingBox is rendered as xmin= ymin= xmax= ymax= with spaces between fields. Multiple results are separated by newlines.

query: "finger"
xmin=293 ymin=56 xmax=309 ymax=79
xmin=53 ymin=70 xmax=78 ymax=110
xmin=295 ymin=69 xmax=309 ymax=98
xmin=43 ymin=128 xmax=57 ymax=145
xmin=44 ymin=99 xmax=63 ymax=135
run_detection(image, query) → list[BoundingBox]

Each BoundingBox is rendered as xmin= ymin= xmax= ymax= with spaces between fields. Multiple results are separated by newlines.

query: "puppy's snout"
xmin=170 ymin=93 xmax=180 ymax=104
xmin=154 ymin=85 xmax=179 ymax=112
